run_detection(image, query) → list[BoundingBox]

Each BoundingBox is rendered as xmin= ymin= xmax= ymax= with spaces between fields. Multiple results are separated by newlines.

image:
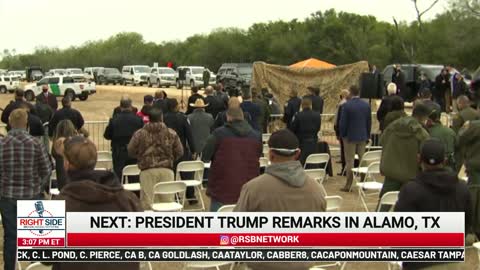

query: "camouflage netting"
xmin=251 ymin=60 xmax=370 ymax=113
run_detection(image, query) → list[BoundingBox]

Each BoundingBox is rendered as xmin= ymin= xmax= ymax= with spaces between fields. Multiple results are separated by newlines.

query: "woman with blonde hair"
xmin=52 ymin=119 xmax=78 ymax=189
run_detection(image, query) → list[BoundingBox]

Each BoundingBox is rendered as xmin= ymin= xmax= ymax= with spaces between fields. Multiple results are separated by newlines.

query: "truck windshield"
xmin=238 ymin=67 xmax=253 ymax=75
xmin=191 ymin=68 xmax=204 ymax=74
xmin=134 ymin=66 xmax=150 ymax=73
xmin=105 ymin=68 xmax=120 ymax=74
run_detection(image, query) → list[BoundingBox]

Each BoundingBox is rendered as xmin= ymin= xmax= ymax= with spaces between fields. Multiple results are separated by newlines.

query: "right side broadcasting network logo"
xmin=220 ymin=235 xmax=230 ymax=245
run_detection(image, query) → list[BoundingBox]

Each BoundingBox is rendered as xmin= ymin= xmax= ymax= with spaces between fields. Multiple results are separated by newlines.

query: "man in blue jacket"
xmin=339 ymin=85 xmax=372 ymax=191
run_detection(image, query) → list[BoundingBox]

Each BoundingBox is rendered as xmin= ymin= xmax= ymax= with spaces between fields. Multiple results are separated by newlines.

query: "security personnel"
xmin=452 ymin=95 xmax=480 ymax=133
xmin=104 ymin=97 xmax=144 ymax=179
xmin=283 ymin=89 xmax=301 ymax=129
xmin=426 ymin=106 xmax=456 ymax=171
xmin=289 ymin=97 xmax=321 ymax=165
xmin=202 ymin=68 xmax=210 ymax=89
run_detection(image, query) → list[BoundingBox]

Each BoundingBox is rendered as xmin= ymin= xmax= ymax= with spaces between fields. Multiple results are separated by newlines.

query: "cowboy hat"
xmin=190 ymin=99 xmax=209 ymax=108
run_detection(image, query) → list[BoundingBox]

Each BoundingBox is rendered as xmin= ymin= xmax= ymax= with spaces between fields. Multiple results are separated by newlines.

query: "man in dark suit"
xmin=48 ymin=97 xmax=84 ymax=137
xmin=339 ymin=85 xmax=372 ymax=191
xmin=204 ymin=86 xmax=225 ymax=119
xmin=303 ymin=86 xmax=324 ymax=114
xmin=377 ymin=82 xmax=398 ymax=132
xmin=290 ymin=97 xmax=321 ymax=165
xmin=36 ymin=84 xmax=58 ymax=111
xmin=283 ymin=89 xmax=301 ymax=129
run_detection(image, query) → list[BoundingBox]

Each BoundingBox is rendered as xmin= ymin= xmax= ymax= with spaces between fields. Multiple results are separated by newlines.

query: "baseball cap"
xmin=420 ymin=139 xmax=445 ymax=166
xmin=268 ymin=129 xmax=300 ymax=156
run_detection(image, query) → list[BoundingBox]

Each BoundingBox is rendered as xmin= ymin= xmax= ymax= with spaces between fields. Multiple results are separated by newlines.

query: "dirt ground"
xmin=0 ymin=85 xmax=478 ymax=269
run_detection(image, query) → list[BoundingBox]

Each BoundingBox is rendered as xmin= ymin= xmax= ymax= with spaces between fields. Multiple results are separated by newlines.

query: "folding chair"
xmin=176 ymin=161 xmax=206 ymax=211
xmin=151 ymin=181 xmax=186 ymax=212
xmin=140 ymin=262 xmax=153 ymax=270
xmin=304 ymin=153 xmax=330 ymax=183
xmin=259 ymin=157 xmax=269 ymax=168
xmin=351 ymin=150 xmax=382 ymax=176
xmin=262 ymin=133 xmax=271 ymax=143
xmin=305 ymin=169 xmax=327 ymax=184
xmin=356 ymin=162 xmax=383 ymax=212
xmin=325 ymin=196 xmax=343 ymax=212
xmin=217 ymin=204 xmax=236 ymax=212
xmin=25 ymin=262 xmax=51 ymax=270
xmin=96 ymin=151 xmax=112 ymax=168
xmin=262 ymin=144 xmax=270 ymax=157
xmin=309 ymin=262 xmax=346 ymax=269
xmin=122 ymin=165 xmax=141 ymax=192
xmin=376 ymin=191 xmax=399 ymax=212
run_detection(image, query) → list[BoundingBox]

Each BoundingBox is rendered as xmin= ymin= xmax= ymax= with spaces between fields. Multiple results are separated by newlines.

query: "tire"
xmin=165 ymin=85 xmax=170 ymax=88
xmin=190 ymin=80 xmax=195 ymax=89
xmin=25 ymin=90 xmax=35 ymax=101
xmin=156 ymin=79 xmax=161 ymax=88
xmin=147 ymin=79 xmax=152 ymax=88
xmin=0 ymin=86 xmax=6 ymax=94
xmin=123 ymin=80 xmax=127 ymax=86
xmin=78 ymin=94 xmax=88 ymax=101
xmin=65 ymin=89 xmax=76 ymax=101
xmin=113 ymin=82 xmax=116 ymax=85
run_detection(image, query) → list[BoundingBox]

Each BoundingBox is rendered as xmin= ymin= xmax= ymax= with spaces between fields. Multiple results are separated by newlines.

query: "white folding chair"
xmin=305 ymin=169 xmax=327 ymax=184
xmin=151 ymin=181 xmax=186 ymax=212
xmin=351 ymin=150 xmax=382 ymax=176
xmin=122 ymin=165 xmax=141 ymax=192
xmin=310 ymin=262 xmax=345 ymax=269
xmin=376 ymin=191 xmax=399 ymax=212
xmin=96 ymin=151 xmax=112 ymax=168
xmin=176 ymin=161 xmax=205 ymax=211
xmin=325 ymin=196 xmax=343 ymax=212
xmin=262 ymin=144 xmax=270 ymax=157
xmin=25 ymin=262 xmax=51 ymax=270
xmin=304 ymin=153 xmax=330 ymax=183
xmin=356 ymin=162 xmax=383 ymax=212
xmin=259 ymin=157 xmax=269 ymax=168
xmin=262 ymin=133 xmax=271 ymax=143
xmin=184 ymin=261 xmax=234 ymax=270
xmin=49 ymin=171 xmax=59 ymax=199
xmin=140 ymin=262 xmax=153 ymax=270
xmin=217 ymin=204 xmax=236 ymax=212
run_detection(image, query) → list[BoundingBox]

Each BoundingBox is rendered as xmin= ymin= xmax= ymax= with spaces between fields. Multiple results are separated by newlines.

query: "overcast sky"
xmin=0 ymin=0 xmax=447 ymax=54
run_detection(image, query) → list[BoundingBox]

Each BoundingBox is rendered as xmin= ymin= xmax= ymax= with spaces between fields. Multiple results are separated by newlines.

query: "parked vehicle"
xmin=26 ymin=66 xmax=44 ymax=82
xmin=46 ymin=69 xmax=67 ymax=76
xmin=216 ymin=63 xmax=253 ymax=89
xmin=0 ymin=75 xmax=20 ymax=94
xmin=121 ymin=65 xmax=150 ymax=86
xmin=84 ymin=67 xmax=104 ymax=81
xmin=7 ymin=70 xmax=26 ymax=81
xmin=66 ymin=68 xmax=86 ymax=82
xmin=175 ymin=66 xmax=215 ymax=89
xmin=148 ymin=67 xmax=175 ymax=88
xmin=96 ymin=68 xmax=122 ymax=85
xmin=0 ymin=69 xmax=7 ymax=75
xmin=23 ymin=75 xmax=96 ymax=102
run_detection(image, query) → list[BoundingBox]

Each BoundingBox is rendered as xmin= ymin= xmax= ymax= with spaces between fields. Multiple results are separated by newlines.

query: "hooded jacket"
xmin=202 ymin=119 xmax=261 ymax=204
xmin=54 ymin=169 xmax=142 ymax=270
xmin=128 ymin=122 xmax=184 ymax=170
xmin=235 ymin=160 xmax=326 ymax=270
xmin=395 ymin=168 xmax=471 ymax=270
xmin=380 ymin=116 xmax=430 ymax=182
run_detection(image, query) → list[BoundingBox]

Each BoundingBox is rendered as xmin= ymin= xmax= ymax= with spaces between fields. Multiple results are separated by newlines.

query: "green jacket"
xmin=383 ymin=110 xmax=407 ymax=131
xmin=452 ymin=107 xmax=480 ymax=133
xmin=380 ymin=116 xmax=430 ymax=183
xmin=457 ymin=120 xmax=480 ymax=175
xmin=428 ymin=123 xmax=456 ymax=155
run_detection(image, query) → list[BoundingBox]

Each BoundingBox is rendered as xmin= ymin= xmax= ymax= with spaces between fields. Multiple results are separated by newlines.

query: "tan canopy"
xmin=251 ymin=61 xmax=369 ymax=113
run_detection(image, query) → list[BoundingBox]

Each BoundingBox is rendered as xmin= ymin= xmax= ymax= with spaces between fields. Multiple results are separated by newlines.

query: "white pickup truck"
xmin=0 ymin=75 xmax=20 ymax=93
xmin=23 ymin=75 xmax=96 ymax=101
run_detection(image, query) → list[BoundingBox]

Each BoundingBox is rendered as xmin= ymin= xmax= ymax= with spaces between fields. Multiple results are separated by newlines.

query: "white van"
xmin=121 ymin=65 xmax=150 ymax=86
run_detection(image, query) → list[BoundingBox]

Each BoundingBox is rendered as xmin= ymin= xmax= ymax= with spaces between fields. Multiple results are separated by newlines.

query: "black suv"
xmin=96 ymin=68 xmax=123 ymax=85
xmin=216 ymin=63 xmax=253 ymax=89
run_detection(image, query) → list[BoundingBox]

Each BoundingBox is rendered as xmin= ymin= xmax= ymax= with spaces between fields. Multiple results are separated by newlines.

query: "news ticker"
xmin=17 ymin=248 xmax=465 ymax=262
xmin=17 ymin=200 xmax=465 ymax=249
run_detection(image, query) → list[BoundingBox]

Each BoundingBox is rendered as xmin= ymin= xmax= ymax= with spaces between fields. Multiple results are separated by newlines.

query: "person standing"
xmin=240 ymin=90 xmax=261 ymax=131
xmin=202 ymin=68 xmax=210 ymax=89
xmin=153 ymin=90 xmax=168 ymax=113
xmin=252 ymin=88 xmax=271 ymax=133
xmin=188 ymin=99 xmax=214 ymax=154
xmin=48 ymin=97 xmax=84 ymax=137
xmin=214 ymin=82 xmax=229 ymax=107
xmin=234 ymin=129 xmax=326 ymax=270
xmin=104 ymin=97 xmax=144 ymax=179
xmin=392 ymin=65 xmax=407 ymax=99
xmin=377 ymin=83 xmax=398 ymax=132
xmin=339 ymin=85 xmax=372 ymax=191
xmin=426 ymin=108 xmax=456 ymax=171
xmin=128 ymin=108 xmax=183 ymax=209
xmin=334 ymin=89 xmax=350 ymax=175
xmin=36 ymin=84 xmax=58 ymax=111
xmin=379 ymin=103 xmax=430 ymax=197
xmin=113 ymin=95 xmax=138 ymax=116
xmin=395 ymin=139 xmax=471 ymax=270
xmin=55 ymin=135 xmax=142 ymax=270
xmin=214 ymin=97 xmax=254 ymax=129
xmin=204 ymin=86 xmax=225 ymax=119
xmin=283 ymin=89 xmax=301 ymax=130
xmin=51 ymin=120 xmax=78 ymax=189
xmin=435 ymin=68 xmax=451 ymax=112
xmin=289 ymin=98 xmax=321 ymax=165
xmin=137 ymin=95 xmax=154 ymax=124
xmin=1 ymin=89 xmax=36 ymax=130
xmin=186 ymin=86 xmax=205 ymax=115
xmin=202 ymin=107 xmax=262 ymax=211
xmin=382 ymin=96 xmax=407 ymax=131
xmin=0 ymin=109 xmax=51 ymax=270
xmin=452 ymin=73 xmax=468 ymax=112
xmin=303 ymin=86 xmax=324 ymax=114
xmin=452 ymin=95 xmax=480 ymax=133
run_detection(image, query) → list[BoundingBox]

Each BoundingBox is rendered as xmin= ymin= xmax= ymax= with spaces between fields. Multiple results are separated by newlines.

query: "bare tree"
xmin=412 ymin=0 xmax=441 ymax=29
xmin=463 ymin=0 xmax=480 ymax=16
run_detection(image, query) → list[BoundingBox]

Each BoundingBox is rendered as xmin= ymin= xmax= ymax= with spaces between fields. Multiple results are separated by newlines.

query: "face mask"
xmin=42 ymin=88 xmax=48 ymax=93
